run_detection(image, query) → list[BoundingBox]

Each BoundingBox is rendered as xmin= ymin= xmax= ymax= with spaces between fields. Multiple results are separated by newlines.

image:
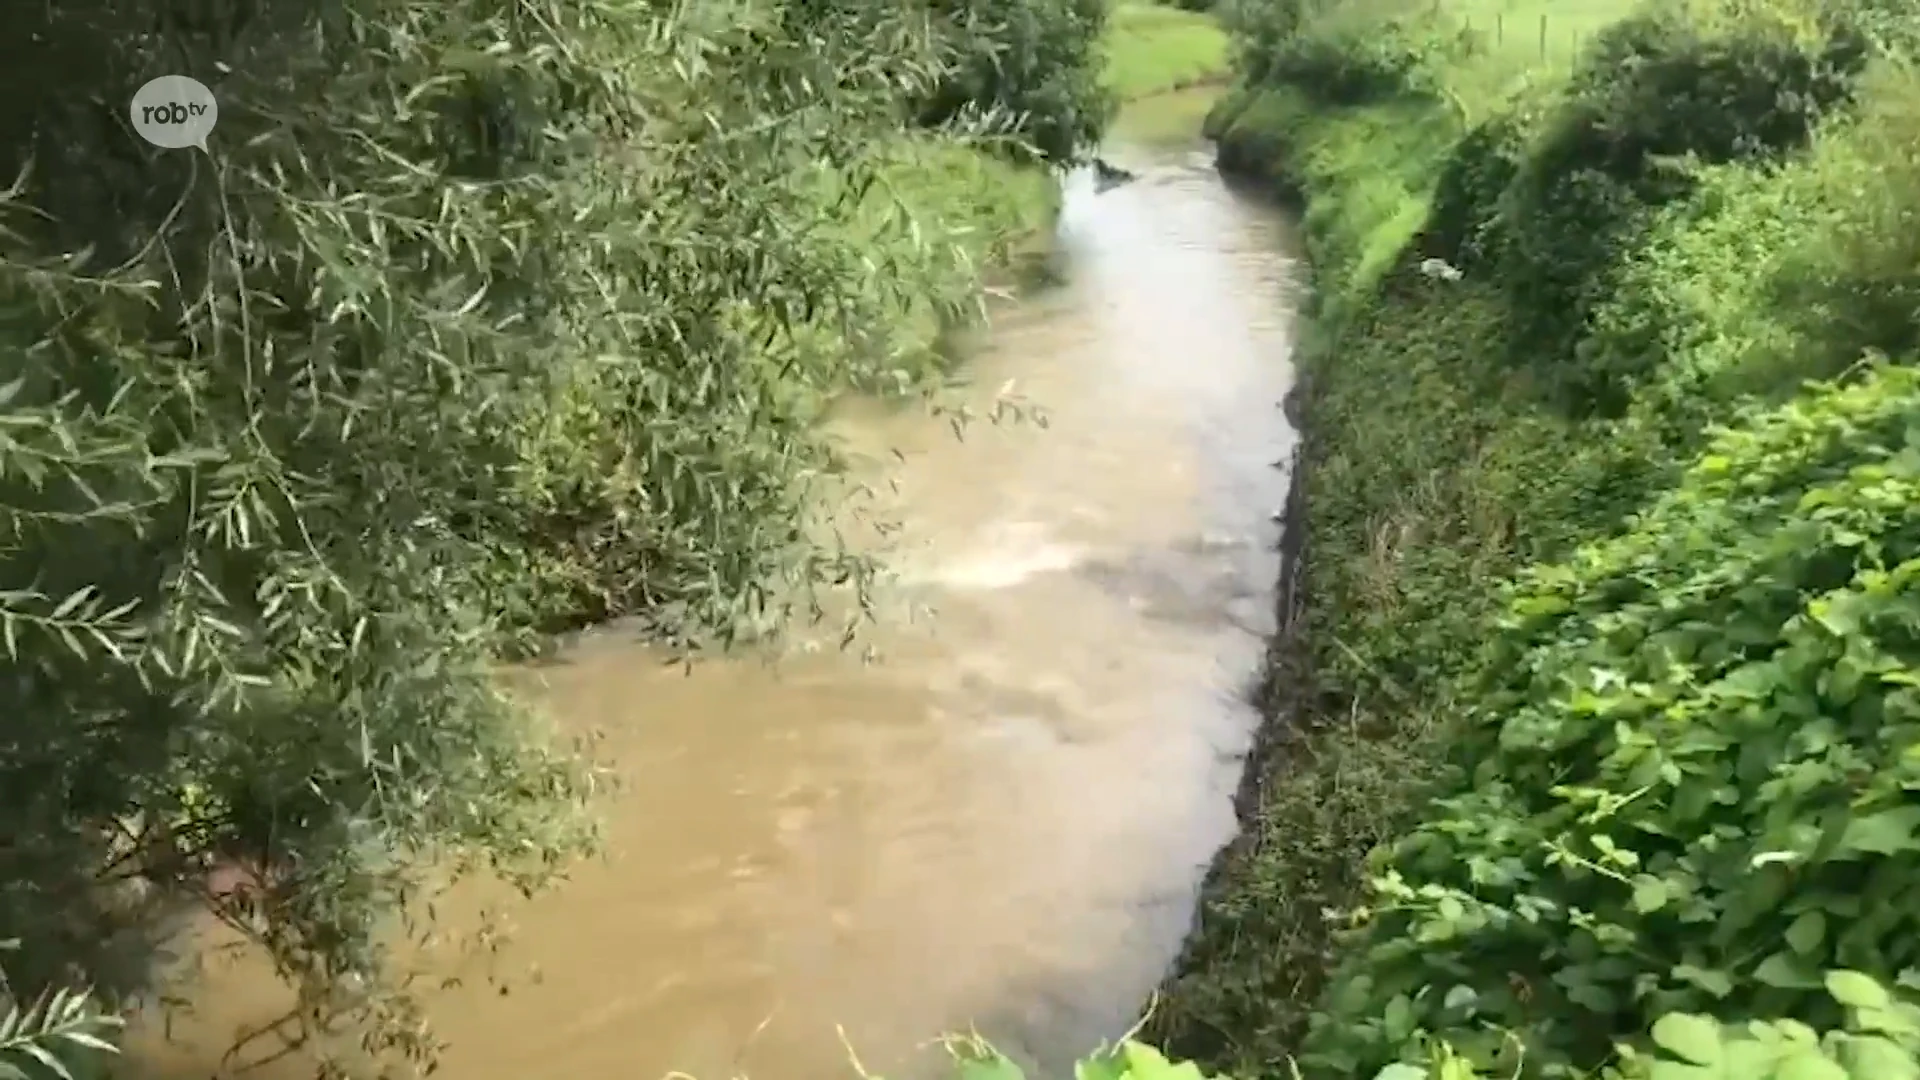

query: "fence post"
xmin=1539 ymin=13 xmax=1547 ymax=59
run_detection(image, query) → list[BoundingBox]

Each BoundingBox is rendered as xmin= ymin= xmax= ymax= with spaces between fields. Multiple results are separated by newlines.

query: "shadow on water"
xmin=127 ymin=87 xmax=1305 ymax=1080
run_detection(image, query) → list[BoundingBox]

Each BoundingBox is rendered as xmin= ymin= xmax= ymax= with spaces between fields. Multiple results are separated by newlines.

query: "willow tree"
xmin=0 ymin=0 xmax=1064 ymax=1071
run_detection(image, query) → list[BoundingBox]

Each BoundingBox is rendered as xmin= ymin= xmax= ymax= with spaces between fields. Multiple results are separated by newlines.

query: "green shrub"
xmin=1423 ymin=107 xmax=1539 ymax=270
xmin=1218 ymin=0 xmax=1320 ymax=85
xmin=916 ymin=0 xmax=1115 ymax=162
xmin=1583 ymin=60 xmax=1920 ymax=439
xmin=1265 ymin=11 xmax=1459 ymax=105
xmin=1833 ymin=0 xmax=1920 ymax=53
xmin=1296 ymin=362 xmax=1920 ymax=1078
xmin=1494 ymin=0 xmax=1871 ymax=410
xmin=1309 ymin=971 xmax=1920 ymax=1079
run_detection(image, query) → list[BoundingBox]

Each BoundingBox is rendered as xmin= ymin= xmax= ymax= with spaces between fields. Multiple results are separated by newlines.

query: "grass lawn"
xmin=1104 ymin=1 xmax=1231 ymax=101
xmin=1431 ymin=0 xmax=1642 ymax=118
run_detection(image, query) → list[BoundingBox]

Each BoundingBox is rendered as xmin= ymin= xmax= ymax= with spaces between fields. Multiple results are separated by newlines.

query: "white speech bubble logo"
xmin=130 ymin=75 xmax=218 ymax=152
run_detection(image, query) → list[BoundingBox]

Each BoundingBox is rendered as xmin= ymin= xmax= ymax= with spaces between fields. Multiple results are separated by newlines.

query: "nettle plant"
xmin=946 ymin=1038 xmax=1232 ymax=1080
xmin=1294 ymin=361 xmax=1920 ymax=1079
xmin=1355 ymin=972 xmax=1920 ymax=1079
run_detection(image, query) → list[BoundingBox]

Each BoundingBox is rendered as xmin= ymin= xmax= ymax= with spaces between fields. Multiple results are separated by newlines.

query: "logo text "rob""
xmin=141 ymin=101 xmax=210 ymax=125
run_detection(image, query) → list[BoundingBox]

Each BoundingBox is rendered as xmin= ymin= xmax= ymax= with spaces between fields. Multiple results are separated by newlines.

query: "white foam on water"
xmin=924 ymin=542 xmax=1089 ymax=591
xmin=898 ymin=521 xmax=1089 ymax=591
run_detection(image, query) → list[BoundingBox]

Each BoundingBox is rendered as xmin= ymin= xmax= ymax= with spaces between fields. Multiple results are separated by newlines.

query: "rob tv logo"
xmin=129 ymin=75 xmax=219 ymax=151
xmin=141 ymin=100 xmax=210 ymax=126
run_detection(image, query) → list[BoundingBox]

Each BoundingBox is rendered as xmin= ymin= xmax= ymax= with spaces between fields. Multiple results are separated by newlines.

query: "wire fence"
xmin=1464 ymin=10 xmax=1594 ymax=61
xmin=1426 ymin=0 xmax=1632 ymax=65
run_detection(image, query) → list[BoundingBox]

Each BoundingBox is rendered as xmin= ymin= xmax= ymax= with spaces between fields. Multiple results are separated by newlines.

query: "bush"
xmin=915 ymin=0 xmax=1115 ymax=162
xmin=1263 ymin=10 xmax=1458 ymax=106
xmin=1423 ymin=107 xmax=1538 ymax=270
xmin=1582 ymin=60 xmax=1920 ymax=439
xmin=1298 ymin=362 xmax=1920 ymax=1078
xmin=1494 ymin=0 xmax=1870 ymax=409
xmin=1218 ymin=0 xmax=1318 ymax=85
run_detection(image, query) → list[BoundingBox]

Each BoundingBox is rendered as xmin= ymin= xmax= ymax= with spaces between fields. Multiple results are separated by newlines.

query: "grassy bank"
xmin=1105 ymin=0 xmax=1233 ymax=99
xmin=1148 ymin=0 xmax=1920 ymax=1076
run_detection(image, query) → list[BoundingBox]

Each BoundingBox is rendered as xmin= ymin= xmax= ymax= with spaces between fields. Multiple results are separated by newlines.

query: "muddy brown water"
xmin=129 ymin=96 xmax=1302 ymax=1080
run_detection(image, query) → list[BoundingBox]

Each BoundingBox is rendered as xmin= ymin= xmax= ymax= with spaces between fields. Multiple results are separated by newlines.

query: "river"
xmin=130 ymin=92 xmax=1302 ymax=1080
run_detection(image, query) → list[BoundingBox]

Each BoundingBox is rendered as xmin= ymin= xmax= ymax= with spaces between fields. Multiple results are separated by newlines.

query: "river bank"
xmin=1148 ymin=0 xmax=1920 ymax=1077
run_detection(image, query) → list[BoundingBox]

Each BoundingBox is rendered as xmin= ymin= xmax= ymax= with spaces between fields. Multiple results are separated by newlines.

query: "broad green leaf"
xmin=1827 ymin=971 xmax=1893 ymax=1010
xmin=1672 ymin=964 xmax=1734 ymax=998
xmin=1809 ymin=597 xmax=1860 ymax=637
xmin=1776 ymin=1019 xmax=1822 ymax=1045
xmin=1121 ymin=1040 xmax=1205 ymax=1080
xmin=1372 ymin=1065 xmax=1427 ymax=1080
xmin=1652 ymin=1013 xmax=1723 ymax=1066
xmin=1632 ymin=877 xmax=1671 ymax=913
xmin=1839 ymin=809 xmax=1920 ymax=857
xmin=1839 ymin=1035 xmax=1920 ymax=1080
xmin=1771 ymin=1047 xmax=1847 ymax=1080
xmin=1383 ymin=995 xmax=1415 ymax=1041
xmin=1076 ymin=1049 xmax=1129 ymax=1080
xmin=1852 ymin=1004 xmax=1920 ymax=1038
xmin=1756 ymin=953 xmax=1822 ymax=990
xmin=1567 ymin=981 xmax=1619 ymax=1012
xmin=1723 ymin=1038 xmax=1780 ymax=1074
xmin=1785 ymin=911 xmax=1828 ymax=956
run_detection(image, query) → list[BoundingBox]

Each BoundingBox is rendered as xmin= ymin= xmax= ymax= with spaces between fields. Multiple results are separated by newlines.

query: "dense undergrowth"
xmin=0 ymin=0 xmax=1116 ymax=1074
xmin=1148 ymin=0 xmax=1920 ymax=1076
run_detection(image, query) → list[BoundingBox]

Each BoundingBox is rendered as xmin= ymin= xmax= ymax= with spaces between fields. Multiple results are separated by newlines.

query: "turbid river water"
xmin=131 ymin=93 xmax=1301 ymax=1080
